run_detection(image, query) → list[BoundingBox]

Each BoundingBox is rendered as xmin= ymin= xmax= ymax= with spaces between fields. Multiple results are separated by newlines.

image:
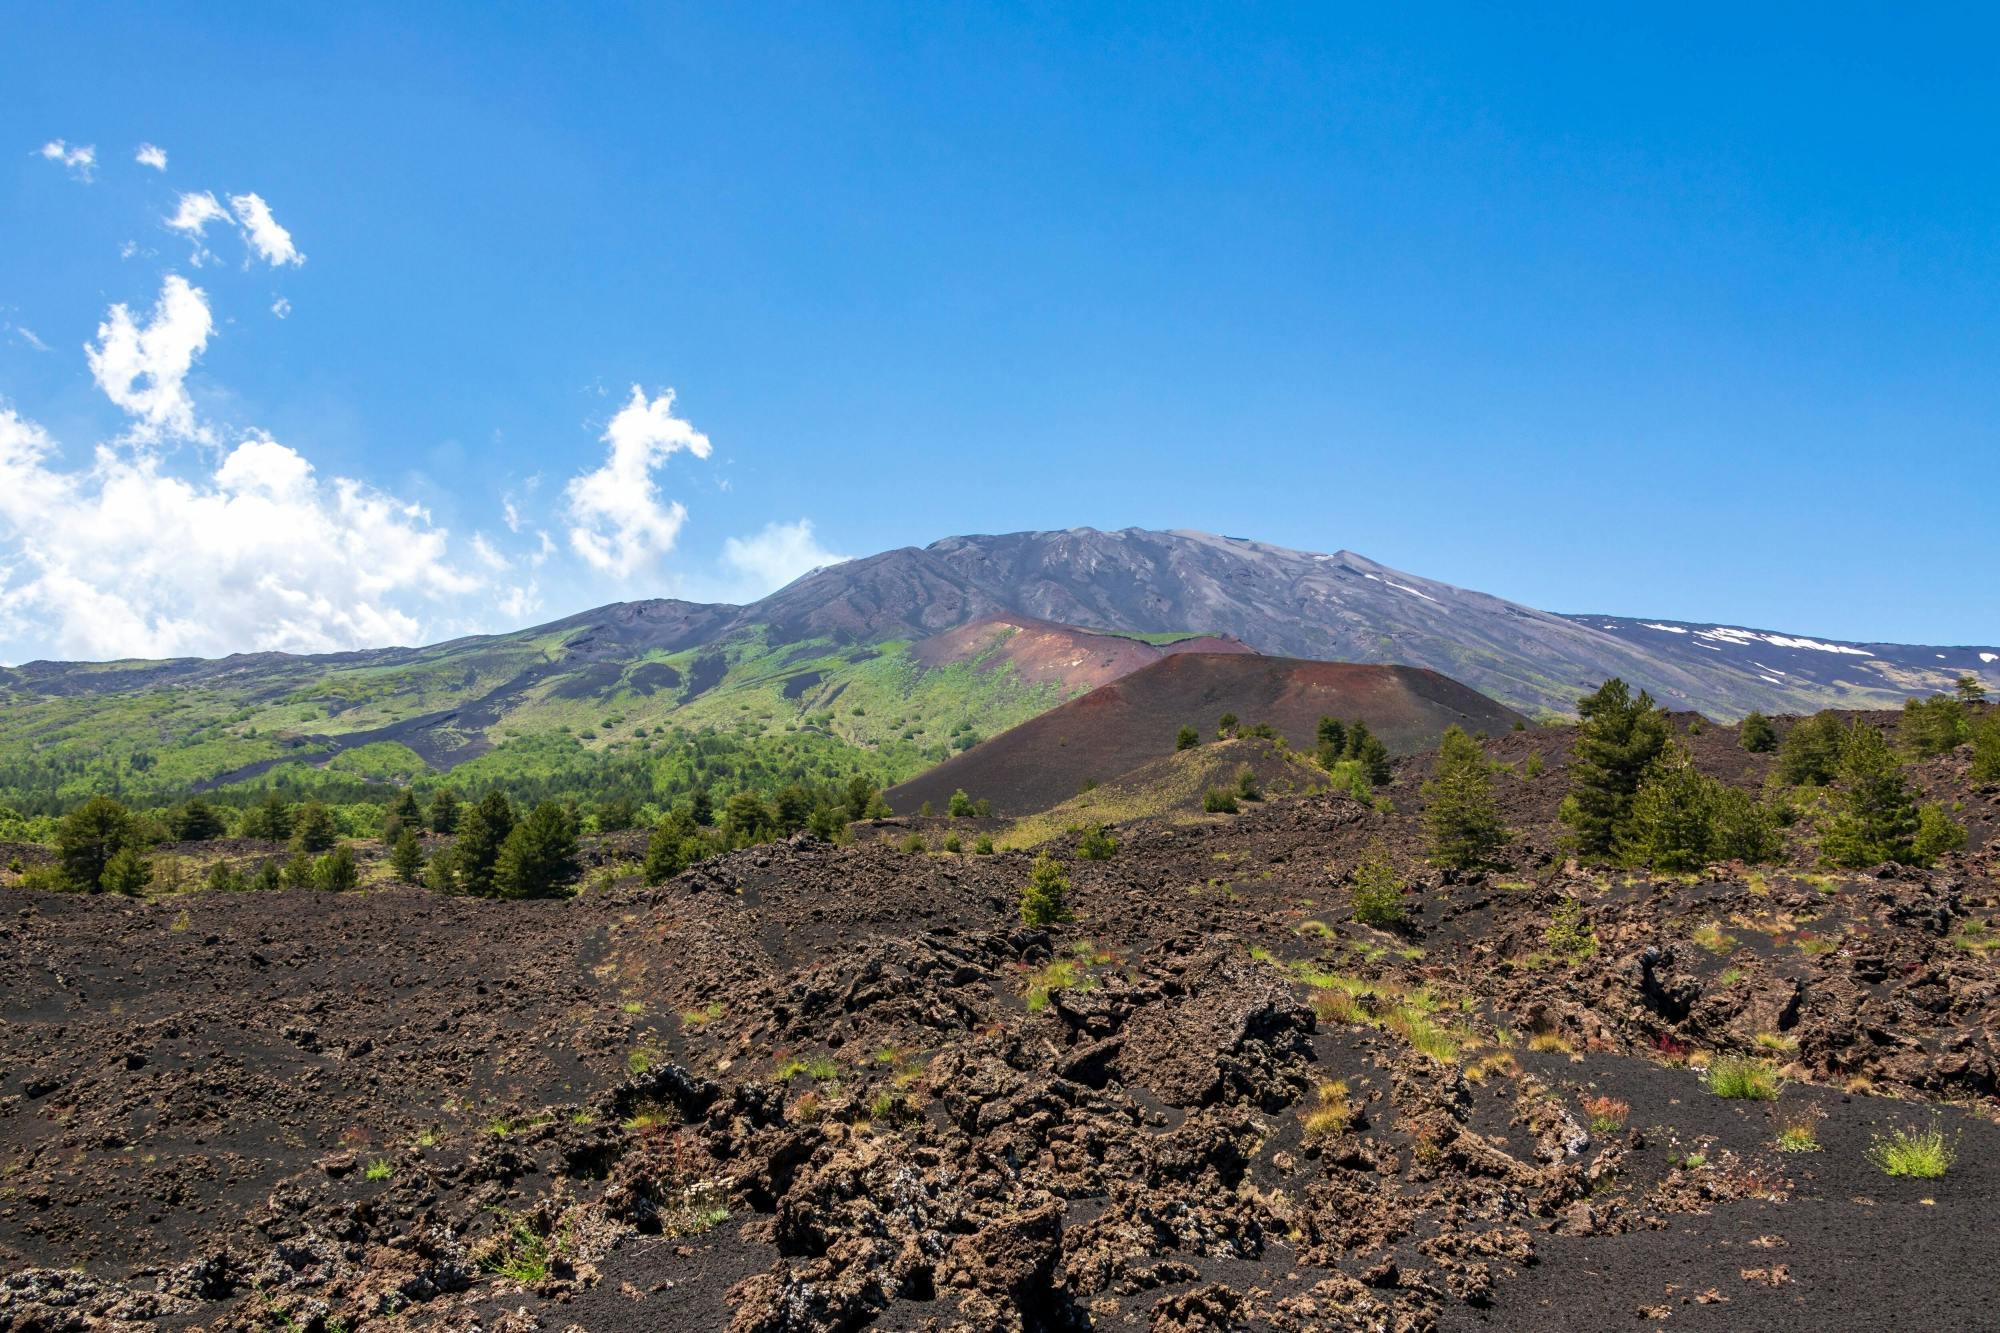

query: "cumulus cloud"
xmin=721 ymin=519 xmax=849 ymax=598
xmin=38 ymin=140 xmax=95 ymax=180
xmin=564 ymin=385 xmax=713 ymax=576
xmin=84 ymin=274 xmax=214 ymax=442
xmin=271 ymin=297 xmax=292 ymax=319
xmin=228 ymin=192 xmax=303 ymax=266
xmin=135 ymin=143 xmax=168 ymax=171
xmin=0 ymin=405 xmax=481 ymax=660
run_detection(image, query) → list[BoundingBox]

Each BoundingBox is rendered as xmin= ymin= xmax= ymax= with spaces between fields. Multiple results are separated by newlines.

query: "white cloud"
xmin=498 ymin=581 xmax=540 ymax=621
xmin=271 ymin=297 xmax=292 ymax=319
xmin=471 ymin=533 xmax=509 ymax=570
xmin=720 ymin=519 xmax=849 ymax=598
xmin=135 ymin=143 xmax=168 ymax=171
xmin=4 ymin=324 xmax=49 ymax=353
xmin=84 ymin=274 xmax=215 ymax=442
xmin=228 ymin=192 xmax=303 ymax=266
xmin=564 ymin=385 xmax=712 ymax=575
xmin=502 ymin=499 xmax=523 ymax=532
xmin=166 ymin=191 xmax=230 ymax=236
xmin=38 ymin=140 xmax=96 ymax=180
xmin=0 ymin=406 xmax=482 ymax=660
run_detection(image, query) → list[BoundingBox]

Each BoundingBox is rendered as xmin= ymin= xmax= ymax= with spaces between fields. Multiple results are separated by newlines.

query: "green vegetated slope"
xmin=0 ymin=619 xmax=1086 ymax=817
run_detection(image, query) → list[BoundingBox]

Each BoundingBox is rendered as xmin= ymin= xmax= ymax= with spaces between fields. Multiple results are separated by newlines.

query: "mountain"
xmin=0 ymin=526 xmax=1988 ymax=811
xmin=884 ymin=653 xmax=1526 ymax=816
xmin=755 ymin=528 xmax=1996 ymax=718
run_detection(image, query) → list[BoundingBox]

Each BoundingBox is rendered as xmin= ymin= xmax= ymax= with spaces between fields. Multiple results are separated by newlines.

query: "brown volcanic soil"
xmin=888 ymin=653 xmax=1529 ymax=817
xmin=909 ymin=616 xmax=1254 ymax=694
xmin=1 ymin=712 xmax=1998 ymax=1331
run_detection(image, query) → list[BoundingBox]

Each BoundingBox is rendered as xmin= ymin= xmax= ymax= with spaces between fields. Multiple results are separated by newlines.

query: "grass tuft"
xmin=1705 ymin=1056 xmax=1782 ymax=1101
xmin=1868 ymin=1120 xmax=1956 ymax=1178
xmin=1300 ymin=1080 xmax=1352 ymax=1139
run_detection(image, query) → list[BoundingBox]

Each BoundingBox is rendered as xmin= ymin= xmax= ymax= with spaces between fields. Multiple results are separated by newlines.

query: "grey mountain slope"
xmin=748 ymin=527 xmax=1993 ymax=717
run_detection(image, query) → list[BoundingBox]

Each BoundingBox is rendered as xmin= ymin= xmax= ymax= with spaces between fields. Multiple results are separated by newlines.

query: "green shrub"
xmin=1235 ymin=766 xmax=1262 ymax=801
xmin=1075 ymin=824 xmax=1118 ymax=860
xmin=1545 ymin=896 xmax=1597 ymax=959
xmin=1175 ymin=726 xmax=1200 ymax=752
xmin=1704 ymin=1056 xmax=1781 ymax=1101
xmin=1203 ymin=787 xmax=1239 ymax=814
xmin=1911 ymin=803 xmax=1967 ymax=866
xmin=1348 ymin=845 xmax=1404 ymax=928
xmin=1972 ymin=713 xmax=2000 ymax=784
xmin=1019 ymin=855 xmax=1074 ymax=927
xmin=1738 ymin=711 xmax=1777 ymax=753
xmin=973 ymin=834 xmax=995 ymax=855
xmin=1901 ymin=694 xmax=1969 ymax=758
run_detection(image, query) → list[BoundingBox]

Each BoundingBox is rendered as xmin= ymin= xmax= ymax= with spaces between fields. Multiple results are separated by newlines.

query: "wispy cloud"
xmin=135 ymin=143 xmax=168 ymax=171
xmin=4 ymin=323 xmax=50 ymax=353
xmin=228 ymin=192 xmax=303 ymax=266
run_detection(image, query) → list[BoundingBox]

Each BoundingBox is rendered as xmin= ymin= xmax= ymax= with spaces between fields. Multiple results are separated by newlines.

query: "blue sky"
xmin=2 ymin=3 xmax=1995 ymax=661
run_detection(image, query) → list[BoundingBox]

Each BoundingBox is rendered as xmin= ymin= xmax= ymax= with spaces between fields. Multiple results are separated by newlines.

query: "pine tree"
xmin=423 ymin=846 xmax=458 ymax=895
xmin=689 ymin=789 xmax=715 ymax=827
xmin=1620 ymin=740 xmax=1718 ymax=872
xmin=388 ymin=789 xmax=423 ymax=827
xmin=1901 ymin=694 xmax=1969 ymax=758
xmin=101 ymin=846 xmax=153 ymax=897
xmin=292 ymin=802 xmax=337 ymax=854
xmin=949 ymin=788 xmax=977 ymax=817
xmin=722 ymin=791 xmax=776 ymax=847
xmin=1820 ymin=723 xmax=1921 ymax=868
xmin=389 ymin=829 xmax=424 ymax=883
xmin=1421 ymin=726 xmax=1510 ymax=869
xmin=643 ymin=811 xmax=708 ymax=885
xmin=453 ymin=791 xmax=516 ymax=897
xmin=244 ymin=791 xmax=294 ymax=841
xmin=1560 ymin=678 xmax=1669 ymax=860
xmin=1346 ymin=722 xmax=1392 ymax=786
xmin=1712 ymin=787 xmax=1783 ymax=863
xmin=315 ymin=844 xmax=359 ymax=892
xmin=1348 ymin=844 xmax=1405 ymax=927
xmin=1777 ymin=712 xmax=1846 ymax=786
xmin=492 ymin=801 xmax=580 ymax=899
xmin=1316 ymin=716 xmax=1348 ymax=756
xmin=1738 ymin=711 xmax=1777 ymax=753
xmin=56 ymin=795 xmax=137 ymax=892
xmin=1973 ymin=713 xmax=2000 ymax=784
xmin=428 ymin=787 xmax=462 ymax=835
xmin=1956 ymin=674 xmax=1989 ymax=705
xmin=169 ymin=798 xmax=227 ymax=841
xmin=1019 ymin=855 xmax=1074 ymax=926
xmin=1911 ymin=803 xmax=1966 ymax=868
